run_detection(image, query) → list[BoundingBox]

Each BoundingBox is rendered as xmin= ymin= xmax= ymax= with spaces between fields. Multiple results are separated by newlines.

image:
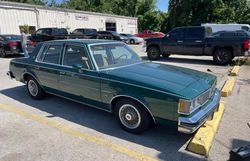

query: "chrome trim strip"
xmin=178 ymin=89 xmax=220 ymax=134
xmin=99 ymin=61 xmax=146 ymax=71
xmin=110 ymin=95 xmax=156 ymax=124
xmin=46 ymin=91 xmax=111 ymax=113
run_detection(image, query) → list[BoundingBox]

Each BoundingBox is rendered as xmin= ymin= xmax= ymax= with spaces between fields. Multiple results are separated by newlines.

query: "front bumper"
xmin=178 ymin=89 xmax=221 ymax=134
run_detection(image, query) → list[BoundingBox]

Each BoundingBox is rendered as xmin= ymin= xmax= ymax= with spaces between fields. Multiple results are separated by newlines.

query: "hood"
xmin=102 ymin=62 xmax=216 ymax=99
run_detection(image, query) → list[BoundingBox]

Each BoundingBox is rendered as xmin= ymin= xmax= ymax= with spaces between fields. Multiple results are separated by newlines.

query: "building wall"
xmin=0 ymin=1 xmax=137 ymax=35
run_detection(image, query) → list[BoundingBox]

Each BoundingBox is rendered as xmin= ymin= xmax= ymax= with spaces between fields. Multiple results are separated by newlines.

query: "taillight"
xmin=243 ymin=40 xmax=250 ymax=49
xmin=28 ymin=41 xmax=34 ymax=46
xmin=8 ymin=42 xmax=18 ymax=47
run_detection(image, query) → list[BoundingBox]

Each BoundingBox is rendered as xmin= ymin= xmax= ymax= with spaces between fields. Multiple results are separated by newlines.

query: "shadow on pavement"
xmin=0 ymin=85 xmax=206 ymax=161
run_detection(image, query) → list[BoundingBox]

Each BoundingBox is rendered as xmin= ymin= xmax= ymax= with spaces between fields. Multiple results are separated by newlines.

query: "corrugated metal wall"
xmin=0 ymin=7 xmax=37 ymax=34
xmin=0 ymin=2 xmax=137 ymax=34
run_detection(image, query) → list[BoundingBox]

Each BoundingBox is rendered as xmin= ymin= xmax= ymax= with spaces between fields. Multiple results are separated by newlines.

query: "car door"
xmin=58 ymin=43 xmax=103 ymax=109
xmin=162 ymin=28 xmax=185 ymax=54
xmin=183 ymin=28 xmax=205 ymax=55
xmin=34 ymin=43 xmax=63 ymax=93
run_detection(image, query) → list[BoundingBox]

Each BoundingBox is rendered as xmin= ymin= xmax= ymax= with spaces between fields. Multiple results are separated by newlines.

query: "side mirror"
xmin=72 ymin=64 xmax=83 ymax=70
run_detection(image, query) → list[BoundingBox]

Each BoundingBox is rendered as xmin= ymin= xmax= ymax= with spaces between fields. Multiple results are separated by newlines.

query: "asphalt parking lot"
xmin=0 ymin=44 xmax=249 ymax=161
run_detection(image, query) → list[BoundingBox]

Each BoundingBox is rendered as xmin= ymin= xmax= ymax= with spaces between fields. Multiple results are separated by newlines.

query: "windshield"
xmin=3 ymin=35 xmax=21 ymax=40
xmin=109 ymin=31 xmax=120 ymax=36
xmin=90 ymin=43 xmax=141 ymax=69
xmin=126 ymin=34 xmax=133 ymax=37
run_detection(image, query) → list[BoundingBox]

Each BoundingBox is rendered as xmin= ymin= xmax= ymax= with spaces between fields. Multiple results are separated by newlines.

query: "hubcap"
xmin=119 ymin=104 xmax=141 ymax=129
xmin=149 ymin=49 xmax=158 ymax=58
xmin=28 ymin=80 xmax=38 ymax=96
xmin=217 ymin=51 xmax=228 ymax=63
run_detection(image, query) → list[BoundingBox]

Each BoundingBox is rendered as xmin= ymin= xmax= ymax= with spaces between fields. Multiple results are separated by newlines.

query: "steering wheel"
xmin=116 ymin=54 xmax=127 ymax=61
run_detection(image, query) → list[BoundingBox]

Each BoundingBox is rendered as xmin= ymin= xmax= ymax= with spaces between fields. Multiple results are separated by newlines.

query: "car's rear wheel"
xmin=147 ymin=46 xmax=161 ymax=60
xmin=114 ymin=99 xmax=152 ymax=134
xmin=213 ymin=49 xmax=233 ymax=65
xmin=0 ymin=48 xmax=6 ymax=58
xmin=27 ymin=77 xmax=45 ymax=99
xmin=130 ymin=39 xmax=135 ymax=44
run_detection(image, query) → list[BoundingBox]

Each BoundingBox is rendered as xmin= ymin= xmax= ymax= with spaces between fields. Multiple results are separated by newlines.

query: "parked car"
xmin=134 ymin=30 xmax=165 ymax=39
xmin=30 ymin=28 xmax=70 ymax=44
xmin=0 ymin=34 xmax=34 ymax=57
xmin=120 ymin=33 xmax=144 ymax=44
xmin=146 ymin=26 xmax=250 ymax=65
xmin=8 ymin=39 xmax=220 ymax=134
xmin=70 ymin=28 xmax=99 ymax=39
xmin=98 ymin=31 xmax=128 ymax=43
xmin=201 ymin=23 xmax=250 ymax=33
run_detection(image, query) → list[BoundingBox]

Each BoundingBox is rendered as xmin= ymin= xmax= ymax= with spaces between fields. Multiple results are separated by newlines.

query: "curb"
xmin=221 ymin=77 xmax=236 ymax=97
xmin=229 ymin=66 xmax=240 ymax=76
xmin=187 ymin=102 xmax=225 ymax=157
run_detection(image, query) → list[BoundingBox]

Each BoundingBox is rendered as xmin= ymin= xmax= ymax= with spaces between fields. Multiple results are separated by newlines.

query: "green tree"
xmin=168 ymin=0 xmax=250 ymax=30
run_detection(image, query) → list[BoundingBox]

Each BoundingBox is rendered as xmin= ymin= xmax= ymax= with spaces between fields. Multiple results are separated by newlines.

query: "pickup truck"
xmin=146 ymin=26 xmax=250 ymax=65
xmin=134 ymin=30 xmax=165 ymax=39
xmin=30 ymin=28 xmax=70 ymax=44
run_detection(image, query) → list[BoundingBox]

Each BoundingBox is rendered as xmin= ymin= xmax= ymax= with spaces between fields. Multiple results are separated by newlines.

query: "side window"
xmin=36 ymin=45 xmax=49 ymax=62
xmin=186 ymin=28 xmax=204 ymax=40
xmin=63 ymin=45 xmax=91 ymax=69
xmin=169 ymin=28 xmax=185 ymax=40
xmin=42 ymin=29 xmax=52 ymax=35
xmin=36 ymin=29 xmax=43 ymax=35
xmin=42 ymin=45 xmax=62 ymax=64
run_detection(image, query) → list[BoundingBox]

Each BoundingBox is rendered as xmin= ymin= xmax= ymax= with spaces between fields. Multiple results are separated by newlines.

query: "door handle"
xmin=59 ymin=71 xmax=66 ymax=75
xmin=177 ymin=40 xmax=183 ymax=43
xmin=195 ymin=40 xmax=202 ymax=43
xmin=33 ymin=66 xmax=40 ymax=70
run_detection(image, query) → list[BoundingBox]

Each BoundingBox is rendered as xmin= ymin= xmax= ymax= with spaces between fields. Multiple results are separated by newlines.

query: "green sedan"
xmin=8 ymin=39 xmax=220 ymax=134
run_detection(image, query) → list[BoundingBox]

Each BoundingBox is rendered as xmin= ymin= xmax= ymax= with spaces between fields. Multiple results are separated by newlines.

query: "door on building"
xmin=105 ymin=22 xmax=116 ymax=31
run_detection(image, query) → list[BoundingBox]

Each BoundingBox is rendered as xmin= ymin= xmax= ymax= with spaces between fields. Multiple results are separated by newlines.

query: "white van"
xmin=201 ymin=23 xmax=250 ymax=33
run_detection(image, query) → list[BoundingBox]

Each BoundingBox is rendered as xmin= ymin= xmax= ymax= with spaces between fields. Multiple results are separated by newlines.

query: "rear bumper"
xmin=178 ymin=89 xmax=221 ymax=134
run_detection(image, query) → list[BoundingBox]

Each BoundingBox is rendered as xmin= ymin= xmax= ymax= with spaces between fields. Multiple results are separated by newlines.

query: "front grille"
xmin=198 ymin=80 xmax=216 ymax=106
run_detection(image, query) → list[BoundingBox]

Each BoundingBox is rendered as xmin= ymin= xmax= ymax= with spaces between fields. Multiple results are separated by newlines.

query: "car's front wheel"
xmin=0 ymin=48 xmax=7 ymax=58
xmin=130 ymin=39 xmax=135 ymax=44
xmin=27 ymin=77 xmax=45 ymax=99
xmin=114 ymin=99 xmax=152 ymax=134
xmin=147 ymin=46 xmax=161 ymax=60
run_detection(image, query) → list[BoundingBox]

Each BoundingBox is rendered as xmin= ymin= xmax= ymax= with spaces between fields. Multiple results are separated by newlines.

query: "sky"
xmin=52 ymin=0 xmax=169 ymax=12
xmin=156 ymin=0 xmax=169 ymax=12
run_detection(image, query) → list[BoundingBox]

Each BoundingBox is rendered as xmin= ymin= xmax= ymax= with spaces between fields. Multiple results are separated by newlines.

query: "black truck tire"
xmin=213 ymin=49 xmax=233 ymax=65
xmin=0 ymin=48 xmax=7 ymax=58
xmin=147 ymin=46 xmax=161 ymax=60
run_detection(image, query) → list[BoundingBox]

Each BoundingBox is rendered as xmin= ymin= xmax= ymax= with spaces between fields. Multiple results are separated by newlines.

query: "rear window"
xmin=84 ymin=29 xmax=97 ymax=35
